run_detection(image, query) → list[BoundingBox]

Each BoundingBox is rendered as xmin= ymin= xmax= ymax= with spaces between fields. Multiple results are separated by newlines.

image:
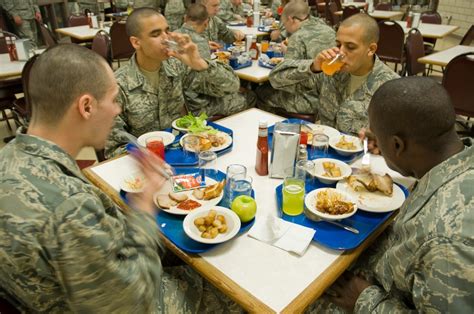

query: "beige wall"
xmin=437 ymin=0 xmax=474 ymax=37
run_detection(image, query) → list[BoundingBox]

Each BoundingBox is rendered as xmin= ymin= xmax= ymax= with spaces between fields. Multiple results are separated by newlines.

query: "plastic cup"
xmin=198 ymin=151 xmax=217 ymax=179
xmin=321 ymin=54 xmax=344 ymax=76
xmin=146 ymin=136 xmax=165 ymax=160
xmin=230 ymin=175 xmax=253 ymax=202
xmin=222 ymin=164 xmax=247 ymax=208
xmin=311 ymin=133 xmax=329 ymax=158
xmin=182 ymin=136 xmax=199 ymax=160
xmin=261 ymin=40 xmax=269 ymax=53
xmin=282 ymin=177 xmax=305 ymax=216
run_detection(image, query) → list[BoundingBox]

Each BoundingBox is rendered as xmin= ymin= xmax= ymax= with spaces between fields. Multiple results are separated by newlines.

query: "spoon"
xmin=303 ymin=209 xmax=359 ymax=234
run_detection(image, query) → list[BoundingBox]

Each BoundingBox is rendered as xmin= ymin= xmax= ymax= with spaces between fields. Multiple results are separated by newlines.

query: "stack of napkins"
xmin=248 ymin=215 xmax=316 ymax=256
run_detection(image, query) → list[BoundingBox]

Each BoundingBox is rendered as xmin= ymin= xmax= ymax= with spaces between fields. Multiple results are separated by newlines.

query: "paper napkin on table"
xmin=248 ymin=215 xmax=316 ymax=256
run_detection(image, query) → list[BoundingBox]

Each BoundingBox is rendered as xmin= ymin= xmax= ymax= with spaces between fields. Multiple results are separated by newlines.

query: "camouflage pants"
xmin=161 ymin=265 xmax=243 ymax=313
xmin=256 ymin=82 xmax=319 ymax=119
xmin=185 ymin=89 xmax=256 ymax=117
xmin=15 ymin=19 xmax=38 ymax=48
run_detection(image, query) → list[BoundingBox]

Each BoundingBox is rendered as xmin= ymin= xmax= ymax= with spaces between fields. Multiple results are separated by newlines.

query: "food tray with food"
xmin=275 ymin=178 xmax=408 ymax=250
xmin=230 ymin=60 xmax=253 ymax=70
xmin=163 ymin=121 xmax=234 ymax=166
xmin=119 ymin=168 xmax=255 ymax=253
xmin=268 ymin=119 xmax=362 ymax=163
xmin=258 ymin=57 xmax=283 ymax=69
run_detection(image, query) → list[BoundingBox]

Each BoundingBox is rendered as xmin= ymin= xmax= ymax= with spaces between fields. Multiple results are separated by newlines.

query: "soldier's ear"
xmin=77 ymin=94 xmax=95 ymax=120
xmin=368 ymin=43 xmax=377 ymax=57
xmin=130 ymin=36 xmax=140 ymax=50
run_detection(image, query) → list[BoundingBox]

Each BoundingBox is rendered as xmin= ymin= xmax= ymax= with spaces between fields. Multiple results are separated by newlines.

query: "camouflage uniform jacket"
xmin=105 ymin=54 xmax=240 ymax=157
xmin=217 ymin=0 xmax=244 ymax=23
xmin=0 ymin=130 xmax=164 ymax=312
xmin=164 ymin=0 xmax=185 ymax=30
xmin=285 ymin=16 xmax=335 ymax=60
xmin=115 ymin=0 xmax=163 ymax=10
xmin=176 ymin=23 xmax=212 ymax=59
xmin=203 ymin=15 xmax=236 ymax=44
xmin=354 ymin=138 xmax=474 ymax=312
xmin=2 ymin=0 xmax=39 ymax=19
xmin=269 ymin=56 xmax=398 ymax=134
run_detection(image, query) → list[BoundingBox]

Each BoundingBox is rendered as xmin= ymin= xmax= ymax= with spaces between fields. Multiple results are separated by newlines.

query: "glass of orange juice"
xmin=321 ymin=54 xmax=344 ymax=76
xmin=261 ymin=40 xmax=269 ymax=53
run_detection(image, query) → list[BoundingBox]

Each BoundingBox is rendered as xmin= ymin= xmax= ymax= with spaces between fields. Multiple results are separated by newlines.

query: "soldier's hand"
xmin=311 ymin=47 xmax=340 ymax=73
xmin=234 ymin=30 xmax=245 ymax=42
xmin=35 ymin=12 xmax=42 ymax=22
xmin=358 ymin=128 xmax=380 ymax=155
xmin=270 ymin=30 xmax=280 ymax=41
xmin=325 ymin=271 xmax=371 ymax=312
xmin=209 ymin=41 xmax=222 ymax=50
xmin=167 ymin=33 xmax=208 ymax=71
xmin=13 ymin=16 xmax=23 ymax=25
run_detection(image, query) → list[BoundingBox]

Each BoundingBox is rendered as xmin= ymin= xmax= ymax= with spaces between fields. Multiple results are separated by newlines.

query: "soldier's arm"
xmin=284 ymin=35 xmax=305 ymax=60
xmin=2 ymin=0 xmax=20 ymax=17
xmin=187 ymin=60 xmax=240 ymax=97
xmin=105 ymin=88 xmax=129 ymax=158
xmin=216 ymin=16 xmax=237 ymax=43
xmin=217 ymin=1 xmax=234 ymax=23
xmin=52 ymin=193 xmax=162 ymax=312
xmin=33 ymin=0 xmax=40 ymax=14
xmin=269 ymin=59 xmax=323 ymax=94
xmin=355 ymin=237 xmax=473 ymax=313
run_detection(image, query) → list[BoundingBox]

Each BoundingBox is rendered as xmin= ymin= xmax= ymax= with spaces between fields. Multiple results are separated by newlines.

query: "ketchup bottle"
xmin=255 ymin=120 xmax=269 ymax=176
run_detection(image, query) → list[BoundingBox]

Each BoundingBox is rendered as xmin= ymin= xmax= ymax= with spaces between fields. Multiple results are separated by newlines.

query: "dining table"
xmin=234 ymin=60 xmax=272 ymax=83
xmin=395 ymin=21 xmax=459 ymax=39
xmin=228 ymin=25 xmax=269 ymax=37
xmin=55 ymin=25 xmax=111 ymax=41
xmin=334 ymin=10 xmax=404 ymax=20
xmin=0 ymin=49 xmax=45 ymax=79
xmin=418 ymin=44 xmax=474 ymax=67
xmin=83 ymin=108 xmax=415 ymax=313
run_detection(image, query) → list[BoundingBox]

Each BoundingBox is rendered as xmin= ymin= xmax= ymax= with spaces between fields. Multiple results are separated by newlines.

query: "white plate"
xmin=179 ymin=132 xmax=233 ymax=152
xmin=329 ymin=134 xmax=364 ymax=156
xmin=153 ymin=177 xmax=223 ymax=215
xmin=120 ymin=172 xmax=145 ymax=193
xmin=306 ymin=124 xmax=340 ymax=139
xmin=336 ymin=180 xmax=406 ymax=213
xmin=183 ymin=206 xmax=241 ymax=244
xmin=171 ymin=118 xmax=208 ymax=133
xmin=136 ymin=131 xmax=175 ymax=147
xmin=308 ymin=158 xmax=352 ymax=184
xmin=228 ymin=21 xmax=245 ymax=26
xmin=305 ymin=188 xmax=357 ymax=221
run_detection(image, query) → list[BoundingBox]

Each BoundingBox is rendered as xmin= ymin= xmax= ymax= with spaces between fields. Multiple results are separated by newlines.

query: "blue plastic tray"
xmin=275 ymin=180 xmax=408 ymax=250
xmin=258 ymin=59 xmax=276 ymax=69
xmin=230 ymin=60 xmax=252 ymax=70
xmin=120 ymin=167 xmax=255 ymax=253
xmin=163 ymin=121 xmax=233 ymax=167
xmin=268 ymin=118 xmax=362 ymax=163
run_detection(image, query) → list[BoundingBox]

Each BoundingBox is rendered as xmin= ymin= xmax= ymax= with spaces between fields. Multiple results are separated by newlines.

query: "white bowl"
xmin=120 ymin=172 xmax=145 ymax=193
xmin=329 ymin=134 xmax=364 ymax=156
xmin=137 ymin=131 xmax=175 ymax=147
xmin=183 ymin=206 xmax=241 ymax=244
xmin=304 ymin=188 xmax=357 ymax=221
xmin=309 ymin=158 xmax=352 ymax=184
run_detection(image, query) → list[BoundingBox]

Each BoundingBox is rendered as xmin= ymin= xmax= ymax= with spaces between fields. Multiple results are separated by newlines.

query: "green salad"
xmin=175 ymin=113 xmax=217 ymax=134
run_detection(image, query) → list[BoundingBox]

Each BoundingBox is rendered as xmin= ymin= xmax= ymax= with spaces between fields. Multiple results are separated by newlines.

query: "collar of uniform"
xmin=299 ymin=15 xmax=318 ymax=30
xmin=13 ymin=128 xmax=89 ymax=184
xmin=180 ymin=23 xmax=198 ymax=35
xmin=402 ymin=138 xmax=472 ymax=220
xmin=343 ymin=56 xmax=388 ymax=95
xmin=124 ymin=54 xmax=181 ymax=92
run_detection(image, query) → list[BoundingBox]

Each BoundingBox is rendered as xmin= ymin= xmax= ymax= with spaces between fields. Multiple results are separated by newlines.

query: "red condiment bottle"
xmin=246 ymin=13 xmax=253 ymax=27
xmin=255 ymin=120 xmax=269 ymax=176
xmin=249 ymin=36 xmax=259 ymax=60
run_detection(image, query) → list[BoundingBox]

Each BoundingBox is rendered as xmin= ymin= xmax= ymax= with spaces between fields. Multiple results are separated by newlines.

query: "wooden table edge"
xmin=82 ymin=160 xmax=275 ymax=313
xmin=421 ymin=25 xmax=459 ymax=39
xmin=236 ymin=72 xmax=269 ymax=84
xmin=280 ymin=210 xmax=398 ymax=313
xmin=56 ymin=28 xmax=95 ymax=40
xmin=417 ymin=57 xmax=447 ymax=67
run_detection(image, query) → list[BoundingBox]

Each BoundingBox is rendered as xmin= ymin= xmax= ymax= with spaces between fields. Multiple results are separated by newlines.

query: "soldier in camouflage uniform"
xmin=105 ymin=8 xmax=241 ymax=158
xmin=2 ymin=0 xmax=41 ymax=47
xmin=165 ymin=0 xmax=186 ymax=30
xmin=77 ymin=0 xmax=99 ymax=14
xmin=310 ymin=77 xmax=474 ymax=313
xmin=115 ymin=0 xmax=164 ymax=12
xmin=217 ymin=0 xmax=245 ymax=23
xmin=260 ymin=14 xmax=398 ymax=134
xmin=257 ymin=1 xmax=335 ymax=119
xmin=200 ymin=0 xmax=245 ymax=48
xmin=0 ymin=43 xmax=241 ymax=313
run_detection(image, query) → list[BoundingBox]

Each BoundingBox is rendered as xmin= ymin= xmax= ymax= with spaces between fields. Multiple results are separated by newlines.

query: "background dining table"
xmin=418 ymin=44 xmax=474 ymax=67
xmin=83 ymin=108 xmax=416 ymax=313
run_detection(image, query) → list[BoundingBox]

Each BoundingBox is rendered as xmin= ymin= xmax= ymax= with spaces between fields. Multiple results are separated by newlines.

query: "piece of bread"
xmin=203 ymin=180 xmax=225 ymax=200
xmin=192 ymin=189 xmax=204 ymax=200
xmin=169 ymin=192 xmax=188 ymax=203
xmin=373 ymin=174 xmax=393 ymax=196
xmin=156 ymin=194 xmax=177 ymax=209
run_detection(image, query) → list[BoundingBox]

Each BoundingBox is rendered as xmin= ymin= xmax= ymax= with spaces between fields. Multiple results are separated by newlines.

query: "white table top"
xmin=56 ymin=25 xmax=110 ymax=40
xmin=418 ymin=45 xmax=474 ymax=67
xmin=0 ymin=53 xmax=26 ymax=79
xmin=234 ymin=60 xmax=271 ymax=83
xmin=318 ymin=1 xmax=366 ymax=8
xmin=228 ymin=25 xmax=269 ymax=37
xmin=88 ymin=108 xmax=415 ymax=312
xmin=395 ymin=21 xmax=459 ymax=39
xmin=335 ymin=10 xmax=404 ymax=20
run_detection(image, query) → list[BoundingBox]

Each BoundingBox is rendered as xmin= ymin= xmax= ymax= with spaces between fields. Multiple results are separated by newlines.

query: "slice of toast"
xmin=156 ymin=194 xmax=177 ymax=209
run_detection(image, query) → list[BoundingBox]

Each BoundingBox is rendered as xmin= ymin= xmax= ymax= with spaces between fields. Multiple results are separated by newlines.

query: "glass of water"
xmin=311 ymin=133 xmax=329 ymax=158
xmin=198 ymin=151 xmax=217 ymax=180
xmin=221 ymin=164 xmax=247 ymax=208
xmin=230 ymin=175 xmax=253 ymax=202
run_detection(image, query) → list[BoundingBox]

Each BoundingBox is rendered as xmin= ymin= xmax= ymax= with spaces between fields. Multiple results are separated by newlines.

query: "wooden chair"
xmin=325 ymin=1 xmax=340 ymax=27
xmin=36 ymin=21 xmax=58 ymax=48
xmin=91 ymin=30 xmax=112 ymax=67
xmin=460 ymin=24 xmax=474 ymax=46
xmin=377 ymin=20 xmax=406 ymax=74
xmin=405 ymin=28 xmax=426 ymax=76
xmin=420 ymin=11 xmax=442 ymax=55
xmin=68 ymin=14 xmax=92 ymax=46
xmin=110 ymin=21 xmax=134 ymax=66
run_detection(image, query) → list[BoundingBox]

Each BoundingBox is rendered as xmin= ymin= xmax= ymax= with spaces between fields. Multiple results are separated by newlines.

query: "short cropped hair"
xmin=29 ymin=44 xmax=110 ymax=125
xmin=369 ymin=77 xmax=456 ymax=148
xmin=340 ymin=13 xmax=379 ymax=44
xmin=281 ymin=0 xmax=310 ymax=20
xmin=186 ymin=4 xmax=209 ymax=23
xmin=126 ymin=7 xmax=162 ymax=37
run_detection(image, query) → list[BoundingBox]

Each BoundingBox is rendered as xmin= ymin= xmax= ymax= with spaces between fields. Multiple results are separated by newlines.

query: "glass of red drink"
xmin=146 ymin=136 xmax=165 ymax=160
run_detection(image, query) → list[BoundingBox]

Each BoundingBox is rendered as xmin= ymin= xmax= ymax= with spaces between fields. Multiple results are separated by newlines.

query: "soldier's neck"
xmin=136 ymin=53 xmax=162 ymax=72
xmin=28 ymin=122 xmax=83 ymax=159
xmin=352 ymin=57 xmax=375 ymax=76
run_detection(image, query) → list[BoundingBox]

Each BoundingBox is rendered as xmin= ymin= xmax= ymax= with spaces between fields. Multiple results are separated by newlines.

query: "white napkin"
xmin=248 ymin=215 xmax=316 ymax=256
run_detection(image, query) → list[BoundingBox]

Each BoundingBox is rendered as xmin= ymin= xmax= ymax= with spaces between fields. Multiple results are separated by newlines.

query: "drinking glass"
xmin=222 ymin=164 xmax=247 ymax=208
xmin=321 ymin=54 xmax=344 ymax=76
xmin=146 ymin=136 xmax=165 ymax=160
xmin=311 ymin=133 xmax=329 ymax=159
xmin=261 ymin=40 xmax=269 ymax=53
xmin=282 ymin=177 xmax=305 ymax=216
xmin=230 ymin=175 xmax=253 ymax=203
xmin=182 ymin=136 xmax=199 ymax=160
xmin=295 ymin=160 xmax=314 ymax=181
xmin=198 ymin=151 xmax=217 ymax=180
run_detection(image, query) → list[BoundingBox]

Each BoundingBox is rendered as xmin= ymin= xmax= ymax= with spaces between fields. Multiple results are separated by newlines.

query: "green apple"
xmin=231 ymin=195 xmax=257 ymax=222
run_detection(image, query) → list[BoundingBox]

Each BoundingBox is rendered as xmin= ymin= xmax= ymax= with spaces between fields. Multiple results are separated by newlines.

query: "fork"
xmin=304 ymin=209 xmax=359 ymax=234
xmin=361 ymin=137 xmax=370 ymax=170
